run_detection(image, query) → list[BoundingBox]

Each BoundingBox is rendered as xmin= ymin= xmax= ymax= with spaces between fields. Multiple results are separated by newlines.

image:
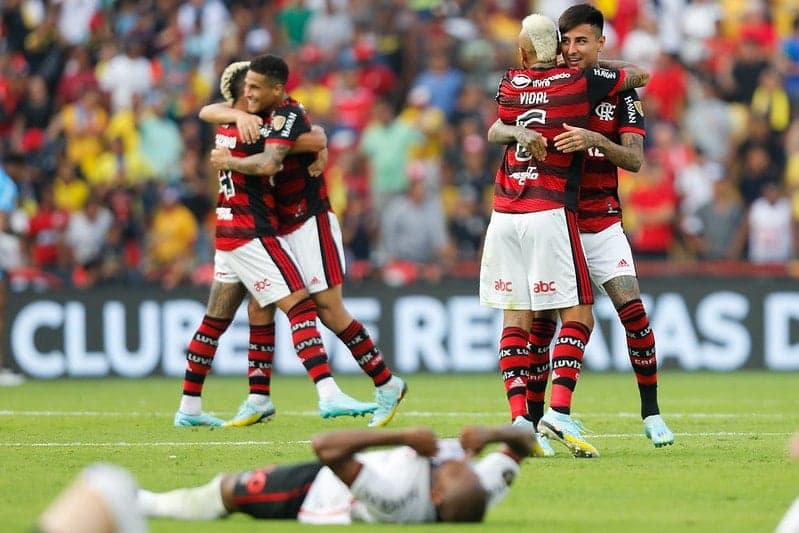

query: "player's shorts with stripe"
xmin=231 ymin=462 xmax=324 ymax=519
xmin=580 ymin=221 xmax=637 ymax=294
xmin=282 ymin=211 xmax=345 ymax=294
xmin=213 ymin=236 xmax=306 ymax=307
xmin=479 ymin=207 xmax=593 ymax=311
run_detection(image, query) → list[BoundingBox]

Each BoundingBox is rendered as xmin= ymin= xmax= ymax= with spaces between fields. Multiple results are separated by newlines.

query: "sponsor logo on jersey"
xmin=216 ymin=207 xmax=233 ymax=220
xmin=520 ymin=91 xmax=549 ymax=105
xmin=271 ymin=115 xmax=286 ymax=131
xmin=594 ymin=101 xmax=615 ymax=121
xmin=215 ymin=134 xmax=237 ymax=149
xmin=280 ymin=112 xmax=297 ymax=138
xmin=310 ymin=276 xmax=321 ymax=286
xmin=617 ymin=258 xmax=630 ymax=268
xmin=592 ymin=67 xmax=617 ymax=80
xmin=532 ymin=280 xmax=556 ymax=293
xmin=623 ymin=94 xmax=640 ymax=123
xmin=510 ymin=169 xmax=539 ymax=186
xmin=511 ymin=73 xmax=532 ymax=88
xmin=259 ymin=125 xmax=271 ymax=137
xmin=543 ymin=71 xmax=572 ymax=82
xmin=494 ymin=279 xmax=513 ymax=292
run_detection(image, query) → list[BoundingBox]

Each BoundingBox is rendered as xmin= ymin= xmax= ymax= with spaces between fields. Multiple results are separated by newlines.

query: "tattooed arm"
xmin=553 ymin=127 xmax=643 ymax=172
xmin=210 ymin=142 xmax=291 ymax=176
xmin=487 ymin=119 xmax=548 ymax=160
xmin=596 ymin=60 xmax=650 ymax=91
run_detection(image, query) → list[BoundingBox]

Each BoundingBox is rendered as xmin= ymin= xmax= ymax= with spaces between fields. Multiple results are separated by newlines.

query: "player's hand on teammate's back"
xmin=554 ymin=123 xmax=596 ymax=153
xmin=210 ymin=147 xmax=232 ymax=171
xmin=403 ymin=428 xmax=438 ymax=457
xmin=514 ymin=128 xmax=547 ymax=161
xmin=236 ymin=113 xmax=263 ymax=144
xmin=308 ymin=148 xmax=328 ymax=177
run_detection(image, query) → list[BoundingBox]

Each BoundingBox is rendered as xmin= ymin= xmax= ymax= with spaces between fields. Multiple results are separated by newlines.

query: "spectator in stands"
xmin=142 ymin=185 xmax=197 ymax=289
xmin=52 ymin=159 xmax=90 ymax=213
xmin=682 ymin=75 xmax=733 ymax=164
xmin=48 ymin=85 xmax=108 ymax=180
xmin=305 ymin=0 xmax=354 ymax=52
xmin=102 ymin=187 xmax=144 ymax=284
xmin=277 ymin=0 xmax=313 ymax=49
xmin=674 ymin=146 xmax=724 ymax=239
xmin=64 ymin=193 xmax=113 ymax=288
xmin=750 ymin=67 xmax=791 ymax=135
xmin=409 ymin=50 xmax=464 ymax=121
xmin=27 ymin=184 xmax=70 ymax=283
xmin=447 ymin=185 xmax=487 ymax=264
xmin=684 ymin=178 xmax=746 ymax=261
xmin=86 ymin=135 xmax=153 ymax=194
xmin=11 ymin=74 xmax=53 ymax=155
xmin=623 ymin=159 xmax=677 ymax=261
xmin=329 ymin=60 xmax=375 ymax=133
xmin=718 ymin=36 xmax=771 ymax=105
xmin=378 ymin=163 xmax=452 ymax=285
xmin=56 ymin=46 xmax=99 ymax=106
xmin=341 ymin=190 xmax=378 ymax=281
xmin=736 ymin=144 xmax=782 ymax=208
xmin=745 ymin=181 xmax=795 ymax=264
xmin=359 ymin=98 xmax=424 ymax=210
xmin=643 ymin=51 xmax=687 ymax=124
xmin=97 ymin=40 xmax=154 ymax=113
xmin=137 ymin=92 xmax=185 ymax=184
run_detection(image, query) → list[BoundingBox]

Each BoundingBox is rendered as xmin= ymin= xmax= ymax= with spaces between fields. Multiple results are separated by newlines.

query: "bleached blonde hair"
xmin=219 ymin=60 xmax=251 ymax=103
xmin=521 ymin=14 xmax=558 ymax=63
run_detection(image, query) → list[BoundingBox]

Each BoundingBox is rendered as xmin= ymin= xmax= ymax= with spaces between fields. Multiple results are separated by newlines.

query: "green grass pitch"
xmin=1 ymin=371 xmax=798 ymax=532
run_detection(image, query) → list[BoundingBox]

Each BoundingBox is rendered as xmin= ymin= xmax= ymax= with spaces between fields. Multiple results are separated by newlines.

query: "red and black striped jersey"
xmin=213 ymin=115 xmax=280 ymax=251
xmin=493 ymin=66 xmax=626 ymax=214
xmin=266 ymin=97 xmax=331 ymax=235
xmin=578 ymin=88 xmax=646 ymax=233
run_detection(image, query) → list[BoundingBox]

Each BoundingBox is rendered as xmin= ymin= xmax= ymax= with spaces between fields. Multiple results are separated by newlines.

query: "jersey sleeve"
xmin=585 ymin=67 xmax=626 ymax=108
xmin=265 ymin=103 xmax=311 ymax=145
xmin=494 ymin=70 xmax=519 ymax=125
xmin=616 ymin=88 xmax=646 ymax=137
xmin=472 ymin=452 xmax=521 ymax=510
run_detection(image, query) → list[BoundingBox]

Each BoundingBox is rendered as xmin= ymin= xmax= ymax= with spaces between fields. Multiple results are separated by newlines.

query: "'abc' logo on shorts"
xmin=494 ymin=279 xmax=513 ymax=292
xmin=253 ymin=278 xmax=272 ymax=292
xmin=532 ymin=281 xmax=556 ymax=293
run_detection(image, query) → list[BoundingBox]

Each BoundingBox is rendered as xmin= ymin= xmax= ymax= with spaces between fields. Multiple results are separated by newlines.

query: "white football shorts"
xmin=282 ymin=211 xmax=346 ymax=294
xmin=580 ymin=221 xmax=637 ymax=294
xmin=214 ymin=236 xmax=305 ymax=307
xmin=479 ymin=208 xmax=593 ymax=311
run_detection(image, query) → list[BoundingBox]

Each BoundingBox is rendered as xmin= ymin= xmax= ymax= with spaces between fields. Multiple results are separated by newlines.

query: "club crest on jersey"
xmin=510 ymin=73 xmax=532 ymax=88
xmin=271 ymin=115 xmax=286 ymax=131
xmin=595 ymin=102 xmax=615 ymax=121
xmin=634 ymin=100 xmax=644 ymax=117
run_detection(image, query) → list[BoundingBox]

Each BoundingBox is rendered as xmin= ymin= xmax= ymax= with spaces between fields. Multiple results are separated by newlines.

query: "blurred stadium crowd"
xmin=1 ymin=0 xmax=799 ymax=290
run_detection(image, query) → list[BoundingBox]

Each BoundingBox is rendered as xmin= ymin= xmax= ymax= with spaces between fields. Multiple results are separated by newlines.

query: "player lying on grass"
xmin=36 ymin=424 xmax=533 ymax=531
xmin=138 ymin=424 xmax=532 ymax=524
